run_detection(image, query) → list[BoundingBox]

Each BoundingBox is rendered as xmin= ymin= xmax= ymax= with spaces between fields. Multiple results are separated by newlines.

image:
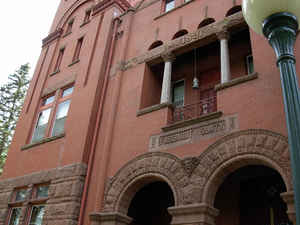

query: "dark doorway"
xmin=214 ymin=165 xmax=290 ymax=225
xmin=128 ymin=181 xmax=175 ymax=225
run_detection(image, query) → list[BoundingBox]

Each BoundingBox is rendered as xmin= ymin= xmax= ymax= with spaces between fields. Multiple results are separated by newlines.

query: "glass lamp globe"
xmin=242 ymin=0 xmax=300 ymax=34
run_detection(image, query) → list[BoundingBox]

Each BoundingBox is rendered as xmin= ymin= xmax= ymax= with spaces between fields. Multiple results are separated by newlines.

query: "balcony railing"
xmin=168 ymin=96 xmax=217 ymax=124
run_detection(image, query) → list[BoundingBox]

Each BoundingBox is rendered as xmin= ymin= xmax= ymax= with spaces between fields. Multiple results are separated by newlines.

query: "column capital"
xmin=162 ymin=52 xmax=176 ymax=62
xmin=216 ymin=29 xmax=230 ymax=40
xmin=281 ymin=191 xmax=296 ymax=225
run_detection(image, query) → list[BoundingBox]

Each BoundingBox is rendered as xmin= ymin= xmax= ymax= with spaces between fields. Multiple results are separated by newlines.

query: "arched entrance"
xmin=214 ymin=165 xmax=290 ymax=225
xmin=128 ymin=181 xmax=175 ymax=225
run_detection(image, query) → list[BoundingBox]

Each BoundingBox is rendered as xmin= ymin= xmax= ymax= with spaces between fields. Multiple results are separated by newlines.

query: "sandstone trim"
xmin=215 ymin=73 xmax=258 ymax=91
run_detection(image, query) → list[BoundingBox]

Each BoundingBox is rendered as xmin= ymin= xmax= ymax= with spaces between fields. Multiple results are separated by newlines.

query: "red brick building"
xmin=0 ymin=0 xmax=299 ymax=225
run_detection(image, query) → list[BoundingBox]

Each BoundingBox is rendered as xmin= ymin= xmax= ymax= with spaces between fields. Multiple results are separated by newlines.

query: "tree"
xmin=0 ymin=64 xmax=30 ymax=173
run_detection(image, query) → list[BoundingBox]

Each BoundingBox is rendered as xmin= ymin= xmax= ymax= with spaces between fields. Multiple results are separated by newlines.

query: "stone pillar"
xmin=90 ymin=212 xmax=132 ymax=225
xmin=217 ymin=30 xmax=231 ymax=84
xmin=168 ymin=203 xmax=219 ymax=225
xmin=281 ymin=192 xmax=296 ymax=225
xmin=161 ymin=52 xmax=176 ymax=104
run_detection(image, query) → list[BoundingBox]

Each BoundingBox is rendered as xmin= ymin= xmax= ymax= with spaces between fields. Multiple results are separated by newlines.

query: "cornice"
xmin=42 ymin=28 xmax=63 ymax=47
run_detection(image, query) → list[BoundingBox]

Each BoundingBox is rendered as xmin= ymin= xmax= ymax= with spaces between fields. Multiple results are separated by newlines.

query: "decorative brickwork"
xmin=103 ymin=129 xmax=292 ymax=215
xmin=0 ymin=163 xmax=87 ymax=225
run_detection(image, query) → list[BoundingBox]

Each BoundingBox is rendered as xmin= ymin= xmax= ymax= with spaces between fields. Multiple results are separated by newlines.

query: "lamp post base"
xmin=263 ymin=12 xmax=300 ymax=225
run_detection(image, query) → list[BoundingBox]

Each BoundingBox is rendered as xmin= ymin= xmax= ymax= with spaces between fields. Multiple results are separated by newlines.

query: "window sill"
xmin=8 ymin=201 xmax=24 ymax=207
xmin=154 ymin=0 xmax=195 ymax=20
xmin=162 ymin=111 xmax=223 ymax=132
xmin=49 ymin=69 xmax=60 ymax=77
xmin=215 ymin=72 xmax=258 ymax=91
xmin=21 ymin=133 xmax=65 ymax=151
xmin=29 ymin=197 xmax=49 ymax=204
xmin=68 ymin=59 xmax=80 ymax=67
xmin=80 ymin=21 xmax=90 ymax=27
xmin=137 ymin=102 xmax=173 ymax=116
xmin=63 ymin=32 xmax=72 ymax=38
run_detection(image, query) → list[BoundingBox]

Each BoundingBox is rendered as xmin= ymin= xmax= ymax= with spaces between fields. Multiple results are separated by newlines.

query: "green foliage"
xmin=0 ymin=64 xmax=30 ymax=174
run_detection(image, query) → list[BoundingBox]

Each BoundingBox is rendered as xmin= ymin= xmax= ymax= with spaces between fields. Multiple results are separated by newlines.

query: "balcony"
xmin=168 ymin=96 xmax=217 ymax=124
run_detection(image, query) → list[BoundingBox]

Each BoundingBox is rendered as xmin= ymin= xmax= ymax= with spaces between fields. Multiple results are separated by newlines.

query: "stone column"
xmin=161 ymin=52 xmax=176 ymax=104
xmin=217 ymin=30 xmax=231 ymax=84
xmin=281 ymin=192 xmax=296 ymax=225
xmin=90 ymin=212 xmax=132 ymax=225
xmin=168 ymin=203 xmax=219 ymax=225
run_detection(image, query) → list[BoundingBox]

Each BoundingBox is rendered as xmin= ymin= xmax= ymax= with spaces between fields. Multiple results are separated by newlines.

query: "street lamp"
xmin=242 ymin=1 xmax=300 ymax=225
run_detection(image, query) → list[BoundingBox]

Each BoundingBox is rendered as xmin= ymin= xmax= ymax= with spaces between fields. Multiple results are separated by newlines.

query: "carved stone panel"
xmin=149 ymin=114 xmax=238 ymax=151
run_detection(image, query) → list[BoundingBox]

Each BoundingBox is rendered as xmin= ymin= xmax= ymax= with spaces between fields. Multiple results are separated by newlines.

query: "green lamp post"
xmin=242 ymin=1 xmax=300 ymax=225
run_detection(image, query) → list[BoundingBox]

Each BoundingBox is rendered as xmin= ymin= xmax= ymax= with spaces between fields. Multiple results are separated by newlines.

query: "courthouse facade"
xmin=0 ymin=0 xmax=299 ymax=225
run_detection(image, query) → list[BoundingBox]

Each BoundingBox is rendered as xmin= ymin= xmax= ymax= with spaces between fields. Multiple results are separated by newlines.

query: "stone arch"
xmin=198 ymin=18 xmax=215 ymax=29
xmin=148 ymin=40 xmax=163 ymax=50
xmin=172 ymin=29 xmax=188 ymax=40
xmin=102 ymin=152 xmax=189 ymax=213
xmin=225 ymin=5 xmax=242 ymax=17
xmin=189 ymin=129 xmax=292 ymax=205
xmin=56 ymin=0 xmax=95 ymax=30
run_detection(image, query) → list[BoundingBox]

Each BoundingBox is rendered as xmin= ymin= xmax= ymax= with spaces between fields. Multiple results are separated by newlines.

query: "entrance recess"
xmin=127 ymin=181 xmax=175 ymax=225
xmin=214 ymin=165 xmax=290 ymax=225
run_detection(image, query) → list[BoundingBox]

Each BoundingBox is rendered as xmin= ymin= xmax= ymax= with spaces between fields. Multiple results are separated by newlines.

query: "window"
xmin=246 ymin=55 xmax=254 ymax=74
xmin=165 ymin=0 xmax=175 ymax=12
xmin=28 ymin=205 xmax=45 ymax=225
xmin=15 ymin=189 xmax=27 ymax=202
xmin=172 ymin=80 xmax=184 ymax=107
xmin=8 ymin=208 xmax=22 ymax=225
xmin=53 ymin=48 xmax=65 ymax=73
xmin=65 ymin=19 xmax=74 ymax=34
xmin=7 ymin=185 xmax=49 ymax=225
xmin=83 ymin=10 xmax=91 ymax=24
xmin=31 ymin=85 xmax=73 ymax=143
xmin=7 ymin=188 xmax=27 ymax=225
xmin=72 ymin=37 xmax=83 ymax=62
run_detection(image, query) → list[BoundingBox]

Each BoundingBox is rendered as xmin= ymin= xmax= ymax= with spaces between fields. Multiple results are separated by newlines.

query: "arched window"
xmin=148 ymin=40 xmax=163 ymax=50
xmin=172 ymin=29 xmax=188 ymax=40
xmin=198 ymin=18 xmax=215 ymax=29
xmin=225 ymin=5 xmax=242 ymax=17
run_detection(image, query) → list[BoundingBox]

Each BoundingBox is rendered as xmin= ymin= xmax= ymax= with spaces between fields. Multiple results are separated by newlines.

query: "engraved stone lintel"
xmin=149 ymin=114 xmax=238 ymax=151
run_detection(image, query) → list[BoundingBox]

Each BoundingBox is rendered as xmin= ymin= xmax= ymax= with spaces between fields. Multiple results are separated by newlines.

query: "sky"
xmin=0 ymin=1 xmax=61 ymax=86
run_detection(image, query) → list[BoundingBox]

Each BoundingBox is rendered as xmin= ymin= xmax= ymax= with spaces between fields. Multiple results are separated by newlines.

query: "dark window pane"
xmin=8 ymin=208 xmax=21 ymax=225
xmin=173 ymin=81 xmax=184 ymax=107
xmin=36 ymin=186 xmax=49 ymax=199
xmin=15 ymin=189 xmax=27 ymax=201
xmin=29 ymin=206 xmax=45 ymax=225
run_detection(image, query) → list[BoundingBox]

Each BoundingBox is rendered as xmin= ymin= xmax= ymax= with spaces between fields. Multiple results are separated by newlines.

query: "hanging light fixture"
xmin=192 ymin=48 xmax=200 ymax=89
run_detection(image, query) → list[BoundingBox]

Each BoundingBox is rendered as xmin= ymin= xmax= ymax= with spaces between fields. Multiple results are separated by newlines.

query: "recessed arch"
xmin=202 ymin=154 xmax=290 ymax=205
xmin=225 ymin=5 xmax=242 ymax=17
xmin=172 ymin=29 xmax=188 ymax=40
xmin=188 ymin=129 xmax=292 ymax=205
xmin=198 ymin=18 xmax=215 ymax=29
xmin=148 ymin=40 xmax=163 ymax=50
xmin=102 ymin=152 xmax=187 ymax=213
